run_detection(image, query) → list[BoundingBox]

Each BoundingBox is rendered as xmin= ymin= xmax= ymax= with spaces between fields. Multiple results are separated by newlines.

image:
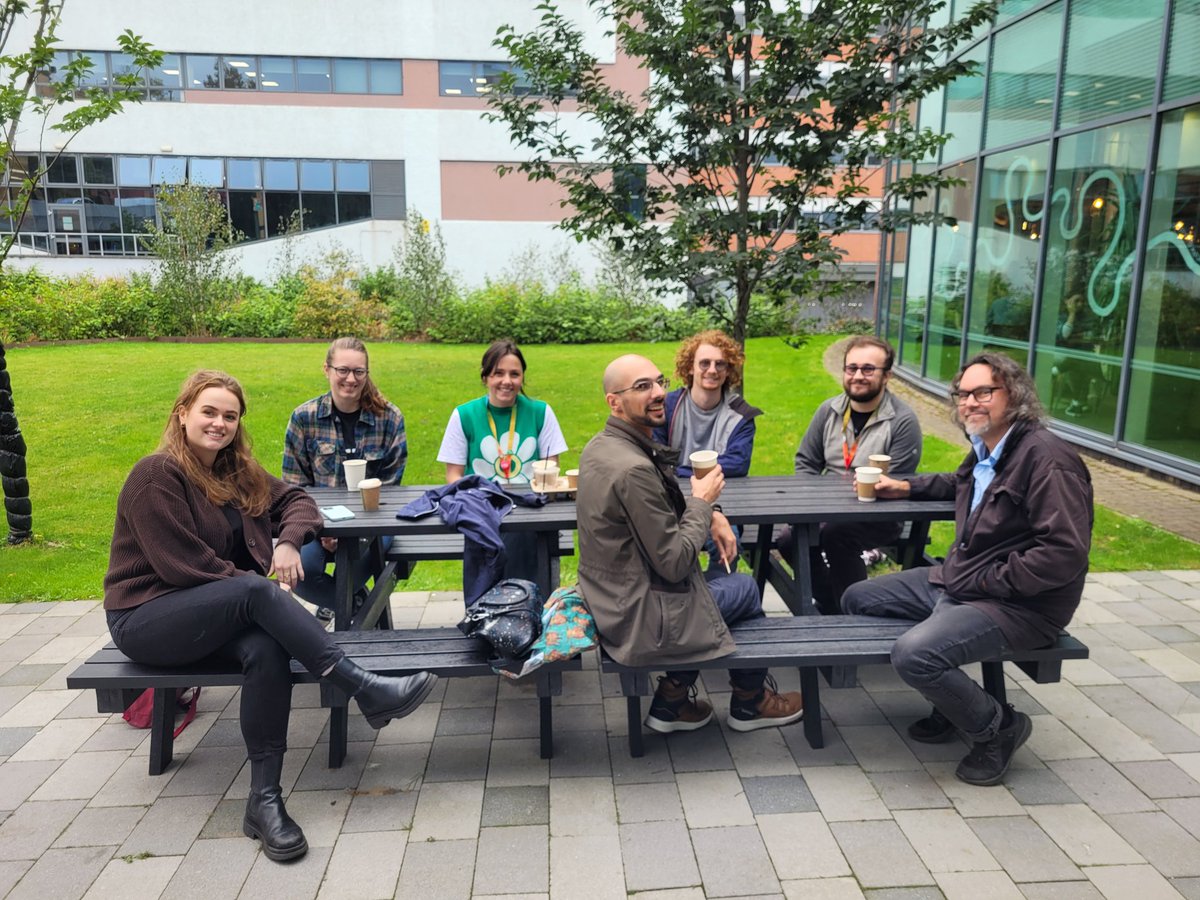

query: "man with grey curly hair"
xmin=842 ymin=351 xmax=1093 ymax=786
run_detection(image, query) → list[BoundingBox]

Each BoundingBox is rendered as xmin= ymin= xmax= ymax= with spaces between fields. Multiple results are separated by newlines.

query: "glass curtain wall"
xmin=880 ymin=0 xmax=1200 ymax=478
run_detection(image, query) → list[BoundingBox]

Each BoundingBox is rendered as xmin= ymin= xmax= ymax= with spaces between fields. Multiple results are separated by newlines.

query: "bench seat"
xmin=600 ymin=615 xmax=1088 ymax=757
xmin=67 ymin=627 xmax=581 ymax=775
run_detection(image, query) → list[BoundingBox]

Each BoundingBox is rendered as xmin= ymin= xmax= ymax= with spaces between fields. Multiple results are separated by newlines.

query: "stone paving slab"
xmin=2 ymin=576 xmax=1200 ymax=896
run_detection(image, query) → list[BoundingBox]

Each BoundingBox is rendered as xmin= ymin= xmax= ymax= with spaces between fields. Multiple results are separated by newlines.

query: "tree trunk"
xmin=0 ymin=341 xmax=32 ymax=544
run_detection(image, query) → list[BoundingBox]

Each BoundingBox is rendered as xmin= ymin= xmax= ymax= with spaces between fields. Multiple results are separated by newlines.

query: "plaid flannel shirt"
xmin=282 ymin=392 xmax=407 ymax=487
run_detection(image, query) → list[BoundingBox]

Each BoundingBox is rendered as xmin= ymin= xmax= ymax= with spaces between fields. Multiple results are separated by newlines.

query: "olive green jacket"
xmin=575 ymin=416 xmax=737 ymax=667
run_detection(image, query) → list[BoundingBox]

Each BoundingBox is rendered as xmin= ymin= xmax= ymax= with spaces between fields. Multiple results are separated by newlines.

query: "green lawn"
xmin=3 ymin=335 xmax=1198 ymax=602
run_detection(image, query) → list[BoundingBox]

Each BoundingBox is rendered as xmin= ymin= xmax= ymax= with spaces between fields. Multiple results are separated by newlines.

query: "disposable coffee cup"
xmin=855 ymin=466 xmax=883 ymax=502
xmin=531 ymin=460 xmax=560 ymax=491
xmin=565 ymin=469 xmax=579 ymax=489
xmin=689 ymin=450 xmax=719 ymax=478
xmin=868 ymin=454 xmax=892 ymax=475
xmin=343 ymin=459 xmax=367 ymax=490
xmin=358 ymin=477 xmax=381 ymax=511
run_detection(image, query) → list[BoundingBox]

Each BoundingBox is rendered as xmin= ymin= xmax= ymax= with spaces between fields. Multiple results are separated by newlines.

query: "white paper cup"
xmin=358 ymin=477 xmax=382 ymax=511
xmin=531 ymin=460 xmax=560 ymax=490
xmin=868 ymin=454 xmax=892 ymax=475
xmin=689 ymin=450 xmax=719 ymax=477
xmin=343 ymin=459 xmax=367 ymax=490
xmin=565 ymin=469 xmax=579 ymax=489
xmin=855 ymin=465 xmax=883 ymax=502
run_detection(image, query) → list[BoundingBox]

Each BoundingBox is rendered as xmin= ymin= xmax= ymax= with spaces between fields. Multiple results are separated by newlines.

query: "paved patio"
xmin=2 ymin=572 xmax=1200 ymax=899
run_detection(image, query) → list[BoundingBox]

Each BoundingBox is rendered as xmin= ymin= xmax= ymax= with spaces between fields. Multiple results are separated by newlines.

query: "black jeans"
xmin=107 ymin=573 xmax=345 ymax=760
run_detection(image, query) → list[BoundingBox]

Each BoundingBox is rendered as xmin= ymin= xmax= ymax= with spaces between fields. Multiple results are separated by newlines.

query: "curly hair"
xmin=326 ymin=337 xmax=388 ymax=415
xmin=673 ymin=330 xmax=745 ymax=390
xmin=159 ymin=370 xmax=272 ymax=517
xmin=951 ymin=352 xmax=1046 ymax=432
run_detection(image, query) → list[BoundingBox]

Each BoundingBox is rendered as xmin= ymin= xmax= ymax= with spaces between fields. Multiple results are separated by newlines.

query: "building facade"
xmin=881 ymin=0 xmax=1200 ymax=484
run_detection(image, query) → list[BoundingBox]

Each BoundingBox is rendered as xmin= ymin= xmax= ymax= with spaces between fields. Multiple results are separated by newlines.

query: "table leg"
xmin=333 ymin=539 xmax=357 ymax=632
xmin=800 ymin=667 xmax=823 ymax=749
xmin=751 ymin=523 xmax=773 ymax=597
xmin=787 ymin=523 xmax=819 ymax=617
xmin=534 ymin=531 xmax=552 ymax=598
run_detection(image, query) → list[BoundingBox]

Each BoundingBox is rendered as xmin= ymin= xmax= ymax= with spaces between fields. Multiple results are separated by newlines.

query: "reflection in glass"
xmin=259 ymin=57 xmax=294 ymax=92
xmin=83 ymin=188 xmax=120 ymax=233
xmin=227 ymin=191 xmax=262 ymax=241
xmin=1164 ymin=0 xmax=1200 ymax=102
xmin=117 ymin=156 xmax=151 ymax=187
xmin=117 ymin=188 xmax=155 ymax=234
xmin=900 ymin=180 xmax=935 ymax=371
xmin=148 ymin=54 xmax=182 ymax=101
xmin=109 ymin=53 xmax=147 ymax=97
xmin=83 ymin=156 xmax=115 ymax=185
xmin=300 ymin=160 xmax=334 ymax=192
xmin=338 ymin=193 xmax=371 ymax=223
xmin=46 ymin=155 xmax=78 ymax=184
xmin=997 ymin=0 xmax=1046 ymax=22
xmin=370 ymin=60 xmax=403 ymax=94
xmin=336 ymin=161 xmax=370 ymax=192
xmin=189 ymin=158 xmax=223 ymax=187
xmin=296 ymin=58 xmax=331 ymax=92
xmin=942 ymin=44 xmax=986 ymax=163
xmin=186 ymin=55 xmax=220 ymax=89
xmin=1036 ymin=119 xmax=1149 ymax=434
xmin=152 ymin=157 xmax=185 ymax=185
xmin=927 ymin=161 xmax=976 ymax=381
xmin=1058 ymin=0 xmax=1164 ymax=127
xmin=985 ymin=3 xmax=1062 ymax=149
xmin=333 ymin=59 xmax=368 ymax=93
xmin=223 ymin=56 xmax=257 ymax=90
xmin=227 ymin=158 xmax=262 ymax=190
xmin=1125 ymin=106 xmax=1200 ymax=463
xmin=264 ymin=159 xmax=298 ymax=191
xmin=302 ymin=193 xmax=337 ymax=228
xmin=439 ymin=61 xmax=474 ymax=96
xmin=265 ymin=191 xmax=300 ymax=236
xmin=967 ymin=143 xmax=1049 ymax=366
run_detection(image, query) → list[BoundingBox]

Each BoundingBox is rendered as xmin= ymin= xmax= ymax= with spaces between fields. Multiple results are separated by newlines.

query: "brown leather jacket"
xmin=575 ymin=417 xmax=736 ymax=667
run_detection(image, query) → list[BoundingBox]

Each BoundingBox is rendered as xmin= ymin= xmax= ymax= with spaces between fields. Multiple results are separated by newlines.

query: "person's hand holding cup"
xmin=854 ymin=466 xmax=883 ymax=502
xmin=690 ymin=462 xmax=724 ymax=505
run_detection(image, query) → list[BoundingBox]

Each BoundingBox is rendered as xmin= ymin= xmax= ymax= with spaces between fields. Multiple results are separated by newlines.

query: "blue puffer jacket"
xmin=653 ymin=388 xmax=761 ymax=477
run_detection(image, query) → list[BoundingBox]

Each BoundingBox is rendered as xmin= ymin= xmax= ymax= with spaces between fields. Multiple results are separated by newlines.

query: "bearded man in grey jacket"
xmin=575 ymin=354 xmax=804 ymax=735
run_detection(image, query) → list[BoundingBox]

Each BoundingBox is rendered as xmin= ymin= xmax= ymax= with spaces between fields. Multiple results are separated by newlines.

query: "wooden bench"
xmin=601 ymin=615 xmax=1089 ymax=757
xmin=348 ymin=531 xmax=575 ymax=631
xmin=67 ymin=627 xmax=581 ymax=775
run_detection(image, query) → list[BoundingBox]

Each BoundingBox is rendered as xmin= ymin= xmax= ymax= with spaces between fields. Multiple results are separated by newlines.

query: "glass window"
xmin=222 ymin=56 xmax=257 ymax=90
xmin=46 ymin=155 xmax=78 ymax=184
xmin=189 ymin=157 xmax=224 ymax=187
xmin=899 ymin=166 xmax=937 ymax=371
xmin=227 ymin=190 xmax=263 ymax=241
xmin=300 ymin=160 xmax=334 ymax=191
xmin=296 ymin=57 xmax=331 ymax=92
xmin=147 ymin=53 xmax=182 ymax=101
xmin=1059 ymin=0 xmax=1164 ymax=127
xmin=997 ymin=0 xmax=1047 ymax=23
xmin=336 ymin=160 xmax=370 ymax=192
xmin=1035 ymin=119 xmax=1150 ymax=434
xmin=370 ymin=59 xmax=403 ymax=94
xmin=75 ymin=51 xmax=110 ymax=90
xmin=117 ymin=188 xmax=156 ymax=234
xmin=985 ymin=3 xmax=1062 ymax=149
xmin=83 ymin=156 xmax=115 ymax=185
xmin=263 ymin=159 xmax=298 ymax=191
xmin=152 ymin=156 xmax=185 ymax=185
xmin=1165 ymin=0 xmax=1200 ymax=102
xmin=926 ymin=161 xmax=976 ymax=381
xmin=117 ymin=156 xmax=151 ymax=187
xmin=265 ymin=191 xmax=301 ymax=235
xmin=942 ymin=44 xmax=986 ymax=163
xmin=186 ymin=54 xmax=220 ymax=89
xmin=1125 ymin=105 xmax=1200 ymax=464
xmin=227 ymin=158 xmax=262 ymax=190
xmin=109 ymin=52 xmax=147 ymax=97
xmin=338 ymin=193 xmax=371 ymax=223
xmin=259 ymin=57 xmax=295 ymax=92
xmin=439 ymin=61 xmax=475 ymax=96
xmin=82 ymin=188 xmax=121 ymax=233
xmin=967 ymin=143 xmax=1049 ymax=366
xmin=333 ymin=59 xmax=368 ymax=93
xmin=302 ymin=193 xmax=337 ymax=229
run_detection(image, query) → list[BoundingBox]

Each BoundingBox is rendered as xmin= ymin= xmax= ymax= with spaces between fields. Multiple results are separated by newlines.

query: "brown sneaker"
xmin=727 ymin=676 xmax=804 ymax=732
xmin=645 ymin=676 xmax=714 ymax=734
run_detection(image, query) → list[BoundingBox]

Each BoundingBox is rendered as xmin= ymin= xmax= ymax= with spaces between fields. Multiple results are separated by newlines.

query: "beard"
xmin=845 ymin=382 xmax=883 ymax=404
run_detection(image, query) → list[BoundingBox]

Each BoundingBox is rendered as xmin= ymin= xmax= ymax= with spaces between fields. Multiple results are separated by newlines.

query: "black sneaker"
xmin=955 ymin=707 xmax=1032 ymax=786
xmin=907 ymin=707 xmax=956 ymax=743
xmin=315 ymin=606 xmax=335 ymax=622
xmin=645 ymin=677 xmax=713 ymax=734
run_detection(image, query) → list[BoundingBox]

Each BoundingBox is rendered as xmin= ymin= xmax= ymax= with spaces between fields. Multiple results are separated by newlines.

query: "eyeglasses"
xmin=844 ymin=364 xmax=888 ymax=376
xmin=697 ymin=359 xmax=729 ymax=372
xmin=952 ymin=385 xmax=1005 ymax=404
xmin=330 ymin=366 xmax=368 ymax=379
xmin=612 ymin=375 xmax=670 ymax=395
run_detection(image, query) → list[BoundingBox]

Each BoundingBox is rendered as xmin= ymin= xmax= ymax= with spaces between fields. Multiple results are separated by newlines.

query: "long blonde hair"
xmin=158 ymin=370 xmax=272 ymax=516
xmin=327 ymin=337 xmax=388 ymax=415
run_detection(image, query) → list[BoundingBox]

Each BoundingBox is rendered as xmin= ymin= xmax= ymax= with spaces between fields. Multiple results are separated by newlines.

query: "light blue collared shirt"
xmin=969 ymin=427 xmax=1013 ymax=513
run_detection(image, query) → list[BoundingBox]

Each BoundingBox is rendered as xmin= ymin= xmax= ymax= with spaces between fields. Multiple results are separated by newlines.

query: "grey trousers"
xmin=842 ymin=567 xmax=1011 ymax=743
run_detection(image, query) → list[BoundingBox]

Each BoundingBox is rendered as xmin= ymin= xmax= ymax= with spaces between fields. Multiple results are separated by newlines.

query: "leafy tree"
xmin=487 ymin=0 xmax=996 ymax=344
xmin=0 ymin=0 xmax=159 ymax=543
xmin=139 ymin=182 xmax=243 ymax=336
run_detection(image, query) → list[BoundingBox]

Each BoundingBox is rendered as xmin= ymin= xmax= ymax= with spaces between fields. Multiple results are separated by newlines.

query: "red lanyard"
xmin=841 ymin=404 xmax=875 ymax=470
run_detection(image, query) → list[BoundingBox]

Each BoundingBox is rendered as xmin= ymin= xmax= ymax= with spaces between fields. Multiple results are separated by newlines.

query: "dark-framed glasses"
xmin=331 ymin=366 xmax=368 ymax=379
xmin=844 ymin=364 xmax=887 ymax=376
xmin=952 ymin=385 xmax=1005 ymax=404
xmin=613 ymin=375 xmax=670 ymax=395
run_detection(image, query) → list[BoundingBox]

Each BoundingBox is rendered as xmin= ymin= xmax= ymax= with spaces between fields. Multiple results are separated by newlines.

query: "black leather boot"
xmin=325 ymin=657 xmax=438 ymax=729
xmin=243 ymin=754 xmax=307 ymax=862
